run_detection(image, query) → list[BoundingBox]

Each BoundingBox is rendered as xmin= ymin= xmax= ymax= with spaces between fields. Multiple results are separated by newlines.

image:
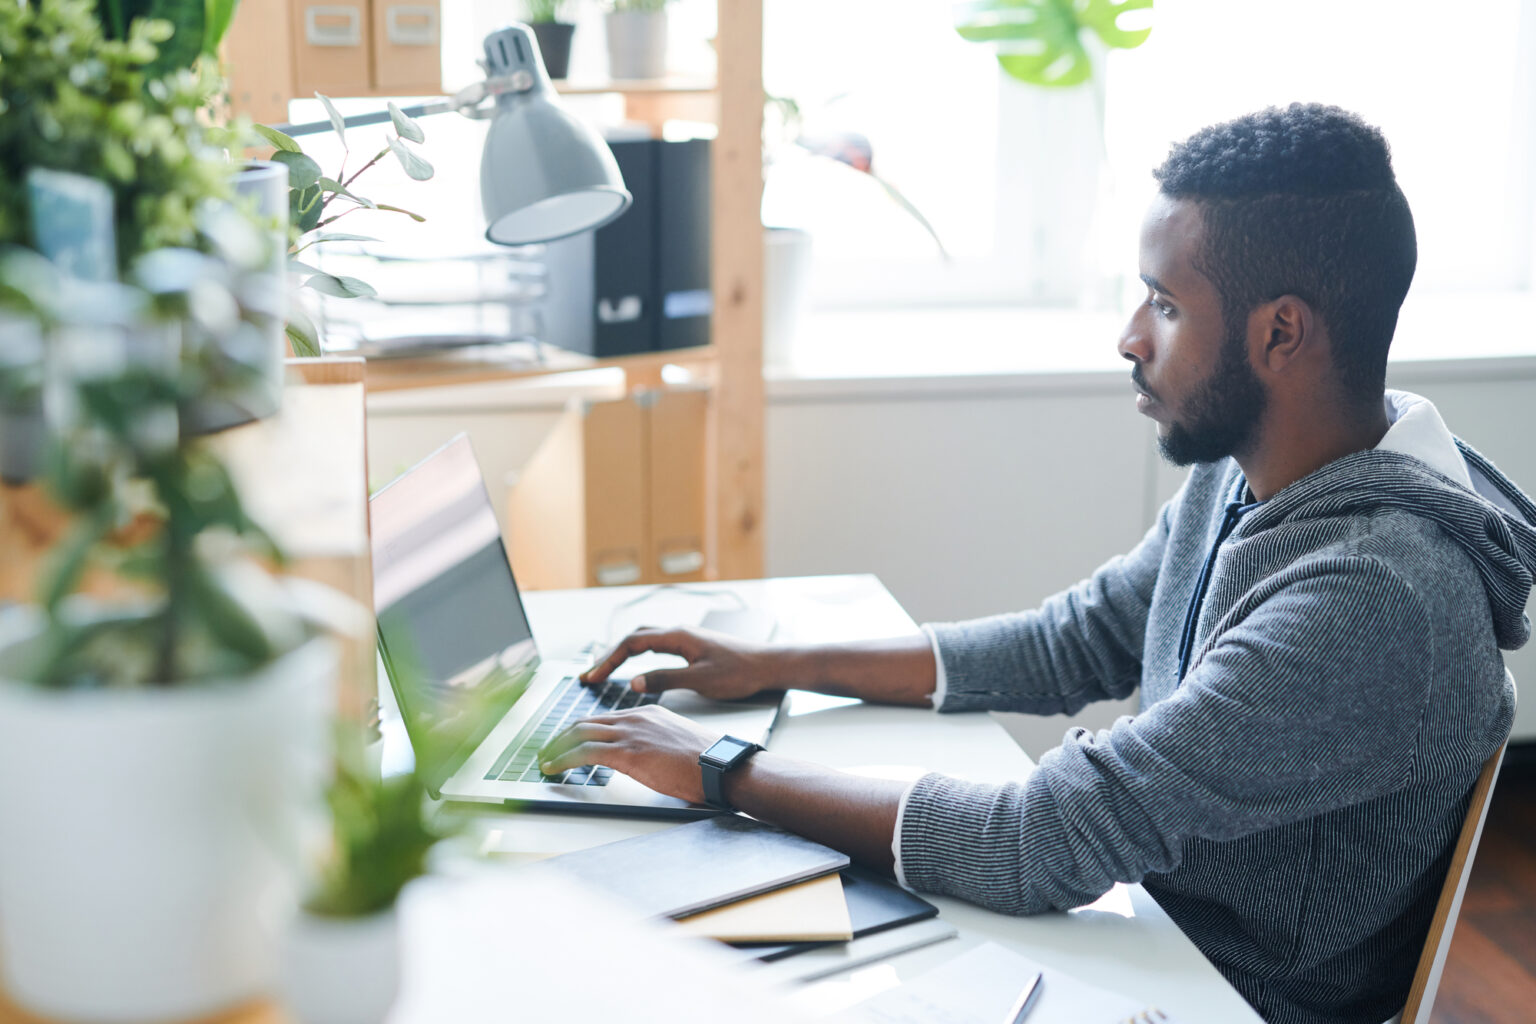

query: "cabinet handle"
xmin=386 ymin=5 xmax=439 ymax=46
xmin=304 ymin=4 xmax=361 ymax=47
xmin=658 ymin=548 xmax=704 ymax=576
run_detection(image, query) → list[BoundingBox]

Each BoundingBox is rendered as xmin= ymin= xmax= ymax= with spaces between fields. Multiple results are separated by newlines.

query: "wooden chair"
xmin=1396 ymin=693 xmax=1513 ymax=1024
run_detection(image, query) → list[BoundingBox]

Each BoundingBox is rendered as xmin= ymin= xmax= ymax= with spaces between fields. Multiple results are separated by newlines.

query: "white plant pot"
xmin=605 ymin=9 xmax=668 ymax=80
xmin=763 ymin=227 xmax=814 ymax=369
xmin=0 ymin=622 xmax=338 ymax=1023
xmin=279 ymin=907 xmax=401 ymax=1024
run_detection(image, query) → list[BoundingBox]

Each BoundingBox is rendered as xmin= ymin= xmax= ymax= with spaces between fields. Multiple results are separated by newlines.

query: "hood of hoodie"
xmin=1231 ymin=435 xmax=1536 ymax=650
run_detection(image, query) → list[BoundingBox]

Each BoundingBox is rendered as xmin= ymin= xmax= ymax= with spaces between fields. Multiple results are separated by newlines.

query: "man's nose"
xmin=1117 ymin=314 xmax=1149 ymax=364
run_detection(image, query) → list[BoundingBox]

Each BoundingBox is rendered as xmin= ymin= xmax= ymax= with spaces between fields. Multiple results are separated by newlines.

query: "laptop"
xmin=369 ymin=433 xmax=785 ymax=817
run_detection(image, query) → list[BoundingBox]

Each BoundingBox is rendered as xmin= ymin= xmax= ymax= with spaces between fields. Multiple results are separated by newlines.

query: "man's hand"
xmin=537 ymin=705 xmax=722 ymax=804
xmin=580 ymin=626 xmax=780 ymax=700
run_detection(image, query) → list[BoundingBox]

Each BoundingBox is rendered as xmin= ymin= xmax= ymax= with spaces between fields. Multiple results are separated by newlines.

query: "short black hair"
xmin=1153 ymin=103 xmax=1416 ymax=405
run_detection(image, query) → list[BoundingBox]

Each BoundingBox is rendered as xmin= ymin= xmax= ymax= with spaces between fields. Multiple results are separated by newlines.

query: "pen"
xmin=1002 ymin=970 xmax=1043 ymax=1024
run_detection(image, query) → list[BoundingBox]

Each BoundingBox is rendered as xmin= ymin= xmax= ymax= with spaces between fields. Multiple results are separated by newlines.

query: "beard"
xmin=1152 ymin=331 xmax=1268 ymax=467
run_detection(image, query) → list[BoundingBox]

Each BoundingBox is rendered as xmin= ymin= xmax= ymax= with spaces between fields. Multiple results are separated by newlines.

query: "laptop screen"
xmin=370 ymin=434 xmax=538 ymax=791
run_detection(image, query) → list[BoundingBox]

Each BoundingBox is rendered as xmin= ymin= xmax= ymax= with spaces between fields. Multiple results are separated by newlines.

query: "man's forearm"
xmin=776 ymin=634 xmax=938 ymax=707
xmin=722 ymin=752 xmax=909 ymax=873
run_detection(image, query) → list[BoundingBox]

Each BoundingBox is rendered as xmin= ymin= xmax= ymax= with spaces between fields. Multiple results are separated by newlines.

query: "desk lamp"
xmin=278 ymin=24 xmax=631 ymax=245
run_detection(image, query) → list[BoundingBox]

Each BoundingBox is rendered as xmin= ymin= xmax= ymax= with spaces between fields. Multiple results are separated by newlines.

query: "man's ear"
xmin=1248 ymin=295 xmax=1313 ymax=373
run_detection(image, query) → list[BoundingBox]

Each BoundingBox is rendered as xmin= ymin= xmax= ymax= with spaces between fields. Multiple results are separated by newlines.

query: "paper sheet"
xmin=833 ymin=941 xmax=1156 ymax=1024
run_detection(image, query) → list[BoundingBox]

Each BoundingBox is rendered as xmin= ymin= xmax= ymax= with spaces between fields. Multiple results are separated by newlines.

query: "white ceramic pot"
xmin=605 ymin=9 xmax=668 ymax=80
xmin=279 ymin=907 xmax=401 ymax=1024
xmin=0 ymin=620 xmax=338 ymax=1023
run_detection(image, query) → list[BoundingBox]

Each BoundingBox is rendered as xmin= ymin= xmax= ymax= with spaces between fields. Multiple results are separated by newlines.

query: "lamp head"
xmin=479 ymin=25 xmax=631 ymax=246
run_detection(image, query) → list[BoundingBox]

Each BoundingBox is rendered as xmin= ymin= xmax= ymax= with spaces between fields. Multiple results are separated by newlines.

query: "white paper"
xmin=834 ymin=941 xmax=1156 ymax=1024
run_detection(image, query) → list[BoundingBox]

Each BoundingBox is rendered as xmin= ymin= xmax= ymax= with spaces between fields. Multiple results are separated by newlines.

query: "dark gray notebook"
xmin=540 ymin=814 xmax=850 ymax=919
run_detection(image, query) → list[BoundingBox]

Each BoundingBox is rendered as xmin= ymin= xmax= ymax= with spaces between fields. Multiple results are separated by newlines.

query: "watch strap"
xmin=699 ymin=736 xmax=761 ymax=812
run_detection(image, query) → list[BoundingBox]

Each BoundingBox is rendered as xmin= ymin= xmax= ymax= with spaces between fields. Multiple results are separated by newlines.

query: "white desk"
xmin=456 ymin=574 xmax=1262 ymax=1024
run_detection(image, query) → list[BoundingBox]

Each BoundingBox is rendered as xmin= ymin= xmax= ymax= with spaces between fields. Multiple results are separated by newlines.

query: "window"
xmin=763 ymin=0 xmax=1536 ymax=313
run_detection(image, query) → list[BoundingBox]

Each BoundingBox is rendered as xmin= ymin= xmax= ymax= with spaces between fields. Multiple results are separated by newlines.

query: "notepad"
xmin=538 ymin=814 xmax=850 ymax=919
xmin=675 ymin=873 xmax=853 ymax=942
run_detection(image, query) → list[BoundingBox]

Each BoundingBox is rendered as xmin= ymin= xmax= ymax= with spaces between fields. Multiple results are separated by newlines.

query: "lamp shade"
xmin=480 ymin=25 xmax=631 ymax=246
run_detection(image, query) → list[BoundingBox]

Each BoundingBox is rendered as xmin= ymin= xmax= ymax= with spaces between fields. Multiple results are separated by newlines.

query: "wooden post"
xmin=709 ymin=0 xmax=765 ymax=581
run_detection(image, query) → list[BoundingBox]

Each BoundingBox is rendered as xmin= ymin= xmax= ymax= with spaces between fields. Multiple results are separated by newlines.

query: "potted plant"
xmin=524 ymin=0 xmax=577 ymax=81
xmin=0 ymin=2 xmax=341 ymax=1020
xmin=279 ymin=726 xmax=457 ymax=1024
xmin=603 ymin=0 xmax=670 ymax=80
xmin=253 ymin=98 xmax=435 ymax=358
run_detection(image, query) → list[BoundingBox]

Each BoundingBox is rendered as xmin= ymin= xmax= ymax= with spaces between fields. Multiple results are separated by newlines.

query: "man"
xmin=539 ymin=104 xmax=1531 ymax=1024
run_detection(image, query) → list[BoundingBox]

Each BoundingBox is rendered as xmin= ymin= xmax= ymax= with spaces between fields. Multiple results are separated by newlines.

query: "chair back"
xmin=1398 ymin=736 xmax=1509 ymax=1024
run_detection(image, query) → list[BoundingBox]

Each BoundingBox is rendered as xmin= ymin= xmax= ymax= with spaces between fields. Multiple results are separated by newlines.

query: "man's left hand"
xmin=537 ymin=705 xmax=722 ymax=805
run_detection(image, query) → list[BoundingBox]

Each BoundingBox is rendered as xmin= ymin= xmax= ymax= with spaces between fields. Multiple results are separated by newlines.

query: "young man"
xmin=539 ymin=105 xmax=1532 ymax=1024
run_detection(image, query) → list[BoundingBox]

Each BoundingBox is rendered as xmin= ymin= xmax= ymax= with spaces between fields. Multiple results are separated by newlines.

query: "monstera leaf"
xmin=954 ymin=0 xmax=1153 ymax=88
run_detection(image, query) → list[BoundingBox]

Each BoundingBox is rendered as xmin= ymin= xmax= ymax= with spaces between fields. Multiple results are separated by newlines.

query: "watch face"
xmin=704 ymin=736 xmax=752 ymax=766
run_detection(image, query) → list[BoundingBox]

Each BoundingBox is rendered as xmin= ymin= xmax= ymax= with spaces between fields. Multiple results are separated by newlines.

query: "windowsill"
xmin=765 ymin=291 xmax=1536 ymax=400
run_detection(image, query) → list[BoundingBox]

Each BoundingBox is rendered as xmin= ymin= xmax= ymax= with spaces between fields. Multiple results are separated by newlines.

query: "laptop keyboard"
xmin=486 ymin=677 xmax=659 ymax=786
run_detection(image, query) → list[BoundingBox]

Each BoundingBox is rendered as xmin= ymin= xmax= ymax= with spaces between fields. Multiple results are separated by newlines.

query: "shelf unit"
xmin=224 ymin=1 xmax=766 ymax=582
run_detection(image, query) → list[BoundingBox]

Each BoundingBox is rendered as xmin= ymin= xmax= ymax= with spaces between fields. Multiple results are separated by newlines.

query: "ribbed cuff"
xmin=920 ymin=623 xmax=948 ymax=711
xmin=890 ymin=777 xmax=922 ymax=888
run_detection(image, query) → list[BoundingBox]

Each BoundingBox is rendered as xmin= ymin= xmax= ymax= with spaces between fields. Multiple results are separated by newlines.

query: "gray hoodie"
xmin=902 ymin=392 xmax=1528 ymax=1024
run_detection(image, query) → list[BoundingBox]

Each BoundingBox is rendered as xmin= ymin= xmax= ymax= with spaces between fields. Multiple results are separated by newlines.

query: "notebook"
xmin=675 ymin=873 xmax=853 ymax=942
xmin=734 ymin=866 xmax=940 ymax=961
xmin=538 ymin=814 xmax=850 ymax=919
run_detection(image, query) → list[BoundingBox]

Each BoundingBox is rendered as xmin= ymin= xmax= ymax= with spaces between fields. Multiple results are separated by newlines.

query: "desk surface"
xmin=489 ymin=575 xmax=1265 ymax=1023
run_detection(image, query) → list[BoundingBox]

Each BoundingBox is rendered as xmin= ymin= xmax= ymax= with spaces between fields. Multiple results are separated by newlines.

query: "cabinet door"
xmin=371 ymin=0 xmax=442 ymax=93
xmin=289 ymin=0 xmax=372 ymax=96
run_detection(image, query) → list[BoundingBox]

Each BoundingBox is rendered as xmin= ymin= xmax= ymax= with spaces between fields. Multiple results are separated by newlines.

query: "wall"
xmin=366 ymin=357 xmax=1536 ymax=752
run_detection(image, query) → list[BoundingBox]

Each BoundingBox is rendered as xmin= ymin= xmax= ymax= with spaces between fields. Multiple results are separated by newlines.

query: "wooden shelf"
xmin=224 ymin=0 xmax=765 ymax=581
xmin=359 ymin=344 xmax=717 ymax=394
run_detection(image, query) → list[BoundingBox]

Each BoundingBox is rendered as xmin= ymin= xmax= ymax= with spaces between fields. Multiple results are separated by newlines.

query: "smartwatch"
xmin=698 ymin=735 xmax=762 ymax=812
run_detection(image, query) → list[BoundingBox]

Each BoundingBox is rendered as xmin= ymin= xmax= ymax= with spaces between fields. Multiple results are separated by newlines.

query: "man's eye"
xmin=1145 ymin=295 xmax=1174 ymax=317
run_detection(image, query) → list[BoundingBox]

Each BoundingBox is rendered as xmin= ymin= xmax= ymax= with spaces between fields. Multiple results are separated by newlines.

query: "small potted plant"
xmin=524 ymin=0 xmax=577 ymax=80
xmin=280 ymin=726 xmax=457 ymax=1024
xmin=0 ymin=2 xmax=341 ymax=1020
xmin=604 ymin=0 xmax=671 ymax=80
xmin=253 ymin=98 xmax=435 ymax=358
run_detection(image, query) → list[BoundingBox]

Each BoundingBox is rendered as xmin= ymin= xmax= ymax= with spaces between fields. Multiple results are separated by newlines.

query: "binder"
xmin=593 ymin=140 xmax=659 ymax=357
xmin=655 ymin=138 xmax=713 ymax=351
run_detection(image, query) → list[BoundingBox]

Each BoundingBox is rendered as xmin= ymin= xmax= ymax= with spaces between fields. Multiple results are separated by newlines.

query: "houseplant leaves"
xmin=953 ymin=0 xmax=1153 ymax=88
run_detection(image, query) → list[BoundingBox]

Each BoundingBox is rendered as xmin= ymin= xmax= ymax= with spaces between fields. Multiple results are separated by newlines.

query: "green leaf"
xmin=952 ymin=0 xmax=1150 ymax=88
xmin=302 ymin=273 xmax=376 ymax=298
xmin=204 ymin=0 xmax=240 ymax=53
xmin=315 ymin=178 xmax=375 ymax=208
xmin=304 ymin=232 xmax=380 ymax=244
xmin=317 ymin=93 xmax=348 ymax=149
xmin=272 ymin=150 xmax=322 ymax=189
xmin=286 ymin=311 xmax=321 ymax=357
xmin=142 ymin=0 xmax=205 ymax=76
xmin=37 ymin=508 xmax=115 ymax=613
xmin=290 ymin=183 xmax=324 ymax=232
xmin=376 ymin=203 xmax=427 ymax=222
xmin=388 ymin=137 xmax=434 ymax=181
xmin=254 ymin=123 xmax=302 ymax=153
xmin=1078 ymin=0 xmax=1153 ymax=50
xmin=388 ymin=102 xmax=425 ymax=144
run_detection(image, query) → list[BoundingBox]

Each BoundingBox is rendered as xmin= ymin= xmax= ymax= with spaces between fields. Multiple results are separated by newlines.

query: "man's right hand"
xmin=579 ymin=626 xmax=780 ymax=701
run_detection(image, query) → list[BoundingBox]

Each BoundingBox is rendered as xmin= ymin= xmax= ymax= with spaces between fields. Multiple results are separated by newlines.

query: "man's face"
xmin=1118 ymin=195 xmax=1267 ymax=467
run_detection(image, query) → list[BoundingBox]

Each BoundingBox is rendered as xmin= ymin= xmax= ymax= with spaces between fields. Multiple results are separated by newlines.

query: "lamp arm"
xmin=272 ymin=74 xmax=536 ymax=137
